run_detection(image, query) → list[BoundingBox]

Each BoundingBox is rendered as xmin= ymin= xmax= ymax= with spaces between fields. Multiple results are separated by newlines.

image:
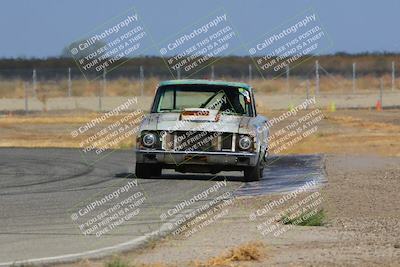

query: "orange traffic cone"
xmin=376 ymin=100 xmax=382 ymax=111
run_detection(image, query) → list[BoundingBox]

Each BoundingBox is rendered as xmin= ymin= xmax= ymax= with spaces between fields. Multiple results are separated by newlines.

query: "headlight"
xmin=142 ymin=132 xmax=157 ymax=148
xmin=238 ymin=135 xmax=252 ymax=150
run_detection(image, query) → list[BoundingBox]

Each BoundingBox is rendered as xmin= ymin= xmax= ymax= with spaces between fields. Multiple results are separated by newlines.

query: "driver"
xmin=219 ymin=89 xmax=245 ymax=114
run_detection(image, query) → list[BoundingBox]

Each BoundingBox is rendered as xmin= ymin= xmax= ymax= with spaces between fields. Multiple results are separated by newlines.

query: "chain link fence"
xmin=1 ymin=58 xmax=399 ymax=113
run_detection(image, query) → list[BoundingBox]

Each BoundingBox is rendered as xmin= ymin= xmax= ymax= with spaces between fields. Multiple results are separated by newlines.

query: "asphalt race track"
xmin=0 ymin=148 xmax=325 ymax=266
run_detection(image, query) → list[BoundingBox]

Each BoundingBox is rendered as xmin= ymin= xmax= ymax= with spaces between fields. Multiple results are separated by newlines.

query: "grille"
xmin=221 ymin=133 xmax=233 ymax=150
xmin=176 ymin=131 xmax=217 ymax=152
xmin=163 ymin=131 xmax=232 ymax=151
xmin=163 ymin=131 xmax=235 ymax=152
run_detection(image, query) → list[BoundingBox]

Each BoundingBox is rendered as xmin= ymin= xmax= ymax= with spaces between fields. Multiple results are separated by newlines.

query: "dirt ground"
xmin=2 ymin=108 xmax=400 ymax=266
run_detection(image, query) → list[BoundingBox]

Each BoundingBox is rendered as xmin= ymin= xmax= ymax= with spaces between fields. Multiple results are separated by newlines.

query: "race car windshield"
xmin=153 ymin=85 xmax=252 ymax=116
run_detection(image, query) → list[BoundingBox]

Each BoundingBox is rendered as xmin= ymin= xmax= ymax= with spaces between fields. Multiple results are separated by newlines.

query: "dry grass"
xmin=192 ymin=241 xmax=265 ymax=267
xmin=324 ymin=114 xmax=400 ymax=133
xmin=1 ymin=109 xmax=400 ymax=157
xmin=282 ymin=110 xmax=400 ymax=157
xmin=0 ymin=113 xmax=133 ymax=148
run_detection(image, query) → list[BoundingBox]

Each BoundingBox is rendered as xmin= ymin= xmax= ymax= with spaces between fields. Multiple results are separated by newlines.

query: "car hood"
xmin=140 ymin=113 xmax=252 ymax=134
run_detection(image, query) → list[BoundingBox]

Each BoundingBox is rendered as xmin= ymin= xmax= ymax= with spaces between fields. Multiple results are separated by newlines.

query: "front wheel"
xmin=243 ymin=160 xmax=261 ymax=182
xmin=152 ymin=165 xmax=162 ymax=177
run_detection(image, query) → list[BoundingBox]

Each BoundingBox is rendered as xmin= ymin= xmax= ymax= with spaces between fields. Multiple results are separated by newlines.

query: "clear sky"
xmin=0 ymin=0 xmax=399 ymax=58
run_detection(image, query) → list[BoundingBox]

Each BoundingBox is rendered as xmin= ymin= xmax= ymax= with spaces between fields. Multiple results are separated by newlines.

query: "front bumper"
xmin=135 ymin=149 xmax=258 ymax=167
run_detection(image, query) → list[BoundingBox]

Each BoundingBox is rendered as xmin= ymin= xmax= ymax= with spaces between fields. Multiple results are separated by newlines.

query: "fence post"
xmin=32 ymin=69 xmax=37 ymax=97
xmin=392 ymin=61 xmax=395 ymax=91
xmin=68 ymin=67 xmax=72 ymax=97
xmin=352 ymin=62 xmax=356 ymax=93
xmin=286 ymin=64 xmax=290 ymax=94
xmin=380 ymin=77 xmax=383 ymax=108
xmin=248 ymin=64 xmax=252 ymax=83
xmin=306 ymin=79 xmax=310 ymax=102
xmin=98 ymin=80 xmax=102 ymax=112
xmin=24 ymin=82 xmax=29 ymax=114
xmin=102 ymin=68 xmax=107 ymax=97
xmin=139 ymin=66 xmax=144 ymax=97
xmin=315 ymin=60 xmax=319 ymax=95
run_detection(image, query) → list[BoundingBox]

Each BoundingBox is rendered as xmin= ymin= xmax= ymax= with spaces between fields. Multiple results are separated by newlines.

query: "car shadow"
xmin=115 ymin=172 xmax=244 ymax=182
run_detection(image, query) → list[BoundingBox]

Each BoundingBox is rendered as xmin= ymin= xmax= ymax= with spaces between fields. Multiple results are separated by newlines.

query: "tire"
xmin=243 ymin=160 xmax=261 ymax=182
xmin=135 ymin=163 xmax=153 ymax=178
xmin=152 ymin=165 xmax=162 ymax=177
xmin=260 ymin=166 xmax=264 ymax=178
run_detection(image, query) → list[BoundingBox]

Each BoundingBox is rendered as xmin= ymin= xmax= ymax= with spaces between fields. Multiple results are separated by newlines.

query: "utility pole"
xmin=211 ymin=65 xmax=215 ymax=80
xmin=177 ymin=66 xmax=181 ymax=79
